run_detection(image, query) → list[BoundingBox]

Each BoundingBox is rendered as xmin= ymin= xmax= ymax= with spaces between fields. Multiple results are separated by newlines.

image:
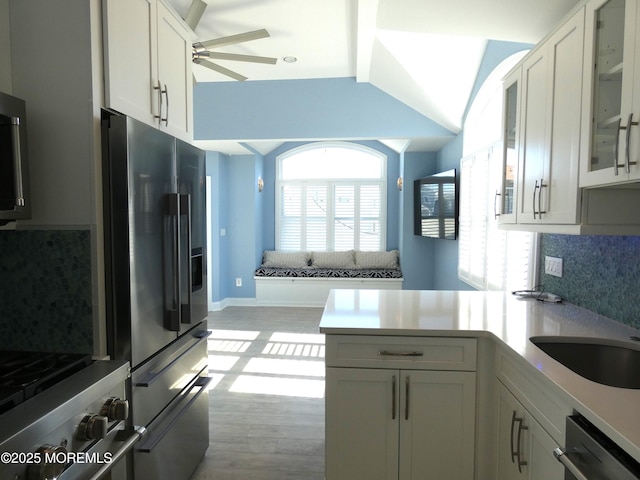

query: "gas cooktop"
xmin=0 ymin=351 xmax=92 ymax=415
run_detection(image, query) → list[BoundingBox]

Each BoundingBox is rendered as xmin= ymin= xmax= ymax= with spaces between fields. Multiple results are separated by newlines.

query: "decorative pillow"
xmin=311 ymin=250 xmax=356 ymax=269
xmin=355 ymin=250 xmax=400 ymax=269
xmin=262 ymin=251 xmax=310 ymax=268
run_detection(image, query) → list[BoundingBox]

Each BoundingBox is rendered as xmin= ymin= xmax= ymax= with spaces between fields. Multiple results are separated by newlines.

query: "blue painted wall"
xmin=195 ymin=77 xmax=453 ymax=142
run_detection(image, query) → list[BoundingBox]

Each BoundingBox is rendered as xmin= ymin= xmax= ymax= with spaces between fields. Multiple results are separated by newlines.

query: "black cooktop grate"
xmin=0 ymin=351 xmax=92 ymax=413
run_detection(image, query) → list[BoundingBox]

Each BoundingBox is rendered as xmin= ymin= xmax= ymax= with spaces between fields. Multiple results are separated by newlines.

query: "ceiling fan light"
xmin=282 ymin=56 xmax=297 ymax=63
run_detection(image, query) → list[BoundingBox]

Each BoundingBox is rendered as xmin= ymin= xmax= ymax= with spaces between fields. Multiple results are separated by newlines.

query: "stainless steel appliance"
xmin=0 ymin=352 xmax=139 ymax=480
xmin=101 ymin=110 xmax=210 ymax=480
xmin=0 ymin=91 xmax=31 ymax=225
xmin=554 ymin=414 xmax=640 ymax=479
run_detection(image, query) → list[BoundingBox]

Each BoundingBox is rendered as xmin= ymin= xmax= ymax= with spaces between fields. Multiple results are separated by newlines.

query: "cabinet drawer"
xmin=326 ymin=335 xmax=477 ymax=370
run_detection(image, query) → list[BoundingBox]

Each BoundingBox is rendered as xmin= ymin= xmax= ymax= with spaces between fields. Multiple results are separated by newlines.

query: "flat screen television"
xmin=413 ymin=169 xmax=458 ymax=239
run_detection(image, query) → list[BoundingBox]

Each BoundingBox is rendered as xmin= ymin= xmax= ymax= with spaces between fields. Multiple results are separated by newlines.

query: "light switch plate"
xmin=544 ymin=256 xmax=563 ymax=277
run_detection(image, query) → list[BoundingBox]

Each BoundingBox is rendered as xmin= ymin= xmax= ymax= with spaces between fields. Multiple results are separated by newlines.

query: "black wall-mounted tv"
xmin=413 ymin=169 xmax=458 ymax=240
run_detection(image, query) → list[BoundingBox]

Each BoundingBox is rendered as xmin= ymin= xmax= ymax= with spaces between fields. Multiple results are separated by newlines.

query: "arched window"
xmin=276 ymin=142 xmax=387 ymax=251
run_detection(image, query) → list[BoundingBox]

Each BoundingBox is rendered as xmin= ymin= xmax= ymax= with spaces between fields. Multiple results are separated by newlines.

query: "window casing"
xmin=276 ymin=143 xmax=386 ymax=252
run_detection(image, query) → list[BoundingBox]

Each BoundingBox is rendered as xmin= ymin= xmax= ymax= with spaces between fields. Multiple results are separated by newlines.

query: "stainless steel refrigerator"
xmin=101 ymin=109 xmax=210 ymax=480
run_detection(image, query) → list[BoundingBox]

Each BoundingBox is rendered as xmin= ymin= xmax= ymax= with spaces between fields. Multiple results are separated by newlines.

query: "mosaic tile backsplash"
xmin=539 ymin=234 xmax=640 ymax=329
xmin=0 ymin=230 xmax=93 ymax=353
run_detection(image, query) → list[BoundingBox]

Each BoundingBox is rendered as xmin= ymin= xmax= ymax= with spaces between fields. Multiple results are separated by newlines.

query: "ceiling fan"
xmin=184 ymin=0 xmax=278 ymax=82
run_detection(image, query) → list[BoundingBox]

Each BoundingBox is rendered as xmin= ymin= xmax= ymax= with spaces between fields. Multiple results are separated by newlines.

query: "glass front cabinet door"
xmin=498 ymin=68 xmax=521 ymax=224
xmin=580 ymin=0 xmax=640 ymax=186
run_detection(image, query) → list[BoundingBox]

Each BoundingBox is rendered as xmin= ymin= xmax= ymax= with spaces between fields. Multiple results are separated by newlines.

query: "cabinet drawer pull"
xmin=378 ymin=350 xmax=424 ymax=357
xmin=494 ymin=190 xmax=501 ymax=219
xmin=538 ymin=178 xmax=547 ymax=218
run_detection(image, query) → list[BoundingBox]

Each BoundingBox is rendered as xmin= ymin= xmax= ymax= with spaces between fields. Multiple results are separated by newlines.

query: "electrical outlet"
xmin=235 ymin=278 xmax=242 ymax=287
xmin=544 ymin=256 xmax=563 ymax=278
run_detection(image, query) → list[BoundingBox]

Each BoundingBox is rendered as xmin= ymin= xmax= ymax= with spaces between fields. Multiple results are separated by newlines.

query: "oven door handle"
xmin=137 ymin=376 xmax=211 ymax=453
xmin=553 ymin=447 xmax=589 ymax=480
xmin=83 ymin=425 xmax=146 ymax=480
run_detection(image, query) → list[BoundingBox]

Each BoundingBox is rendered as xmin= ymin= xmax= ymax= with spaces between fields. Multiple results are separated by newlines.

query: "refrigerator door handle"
xmin=166 ymin=193 xmax=181 ymax=332
xmin=180 ymin=194 xmax=192 ymax=324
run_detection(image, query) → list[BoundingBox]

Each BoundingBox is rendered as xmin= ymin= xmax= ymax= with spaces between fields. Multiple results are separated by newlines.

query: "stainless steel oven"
xmin=554 ymin=414 xmax=640 ymax=479
xmin=0 ymin=356 xmax=141 ymax=480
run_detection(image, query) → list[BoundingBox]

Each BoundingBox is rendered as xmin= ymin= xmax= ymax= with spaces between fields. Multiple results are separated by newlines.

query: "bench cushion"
xmin=254 ymin=267 xmax=403 ymax=279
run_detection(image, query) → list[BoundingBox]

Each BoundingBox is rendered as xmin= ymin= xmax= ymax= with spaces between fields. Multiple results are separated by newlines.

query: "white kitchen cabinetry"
xmin=496 ymin=381 xmax=564 ymax=480
xmin=498 ymin=68 xmax=521 ymax=225
xmin=325 ymin=336 xmax=477 ymax=480
xmin=103 ymin=0 xmax=194 ymax=142
xmin=580 ymin=0 xmax=640 ymax=187
xmin=500 ymin=3 xmax=640 ymax=234
xmin=494 ymin=346 xmax=572 ymax=480
xmin=515 ymin=9 xmax=584 ymax=225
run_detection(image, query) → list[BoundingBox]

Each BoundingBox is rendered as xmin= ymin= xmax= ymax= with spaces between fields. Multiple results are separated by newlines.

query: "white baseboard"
xmin=209 ymin=297 xmax=257 ymax=311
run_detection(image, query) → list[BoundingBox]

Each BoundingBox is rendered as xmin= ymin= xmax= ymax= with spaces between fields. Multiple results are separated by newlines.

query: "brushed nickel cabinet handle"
xmin=405 ymin=376 xmax=410 ymax=421
xmin=538 ymin=178 xmax=547 ymax=218
xmin=615 ymin=117 xmax=622 ymax=176
xmin=392 ymin=375 xmax=396 ymax=420
xmin=378 ymin=351 xmax=424 ymax=357
xmin=625 ymin=113 xmax=638 ymax=173
xmin=532 ymin=180 xmax=539 ymax=219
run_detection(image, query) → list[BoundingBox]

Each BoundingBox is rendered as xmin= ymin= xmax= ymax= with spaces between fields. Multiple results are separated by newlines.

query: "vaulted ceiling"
xmin=166 ymin=0 xmax=581 ymax=153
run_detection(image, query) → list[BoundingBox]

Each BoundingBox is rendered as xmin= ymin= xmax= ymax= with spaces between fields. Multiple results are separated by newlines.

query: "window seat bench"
xmin=253 ymin=250 xmax=403 ymax=307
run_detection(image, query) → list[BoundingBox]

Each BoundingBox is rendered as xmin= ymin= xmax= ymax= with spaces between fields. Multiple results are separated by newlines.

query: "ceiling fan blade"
xmin=198 ymin=29 xmax=270 ymax=49
xmin=194 ymin=59 xmax=247 ymax=81
xmin=184 ymin=0 xmax=207 ymax=30
xmin=202 ymin=52 xmax=277 ymax=65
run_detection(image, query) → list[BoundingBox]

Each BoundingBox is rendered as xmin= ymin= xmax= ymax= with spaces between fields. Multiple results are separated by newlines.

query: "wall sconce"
xmin=397 ymin=177 xmax=403 ymax=191
xmin=257 ymin=177 xmax=264 ymax=192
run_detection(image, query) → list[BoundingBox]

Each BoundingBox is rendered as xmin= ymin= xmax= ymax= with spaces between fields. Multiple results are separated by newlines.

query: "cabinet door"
xmin=399 ymin=371 xmax=476 ymax=480
xmin=156 ymin=1 xmax=194 ymax=141
xmin=326 ymin=367 xmax=399 ymax=480
xmin=517 ymin=47 xmax=549 ymax=224
xmin=528 ymin=417 xmax=564 ymax=480
xmin=496 ymin=382 xmax=564 ymax=480
xmin=496 ymin=382 xmax=527 ymax=480
xmin=103 ymin=0 xmax=157 ymax=125
xmin=539 ymin=8 xmax=584 ymax=224
xmin=580 ymin=0 xmax=640 ymax=186
xmin=499 ymin=69 xmax=521 ymax=225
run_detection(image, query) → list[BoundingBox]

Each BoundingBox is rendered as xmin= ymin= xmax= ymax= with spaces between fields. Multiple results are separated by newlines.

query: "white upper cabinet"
xmin=516 ymin=9 xmax=585 ymax=225
xmin=498 ymin=69 xmax=521 ymax=225
xmin=580 ymin=0 xmax=640 ymax=186
xmin=103 ymin=0 xmax=194 ymax=142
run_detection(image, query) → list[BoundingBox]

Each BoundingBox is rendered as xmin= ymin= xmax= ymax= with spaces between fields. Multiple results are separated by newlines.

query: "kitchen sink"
xmin=529 ymin=336 xmax=640 ymax=389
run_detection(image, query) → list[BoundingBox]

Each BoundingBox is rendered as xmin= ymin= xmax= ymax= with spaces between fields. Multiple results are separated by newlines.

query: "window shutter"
xmin=359 ymin=184 xmax=382 ymax=251
xmin=305 ymin=184 xmax=328 ymax=251
xmin=279 ymin=184 xmax=302 ymax=251
xmin=458 ymin=145 xmax=536 ymax=291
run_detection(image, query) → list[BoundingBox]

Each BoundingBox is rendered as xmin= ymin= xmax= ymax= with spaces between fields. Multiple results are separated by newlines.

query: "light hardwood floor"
xmin=190 ymin=306 xmax=326 ymax=480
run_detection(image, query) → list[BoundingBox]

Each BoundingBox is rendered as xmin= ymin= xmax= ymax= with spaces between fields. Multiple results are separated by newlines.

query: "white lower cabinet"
xmin=325 ymin=336 xmax=477 ymax=480
xmin=496 ymin=380 xmax=564 ymax=480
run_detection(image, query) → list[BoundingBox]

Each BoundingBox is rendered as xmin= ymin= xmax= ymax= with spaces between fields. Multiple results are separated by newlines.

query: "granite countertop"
xmin=319 ymin=289 xmax=640 ymax=463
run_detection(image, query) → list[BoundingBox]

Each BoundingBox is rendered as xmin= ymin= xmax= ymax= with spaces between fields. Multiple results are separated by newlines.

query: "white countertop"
xmin=319 ymin=289 xmax=640 ymax=462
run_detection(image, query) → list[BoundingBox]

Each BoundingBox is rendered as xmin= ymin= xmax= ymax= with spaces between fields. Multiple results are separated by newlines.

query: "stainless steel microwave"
xmin=0 ymin=91 xmax=31 ymax=225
